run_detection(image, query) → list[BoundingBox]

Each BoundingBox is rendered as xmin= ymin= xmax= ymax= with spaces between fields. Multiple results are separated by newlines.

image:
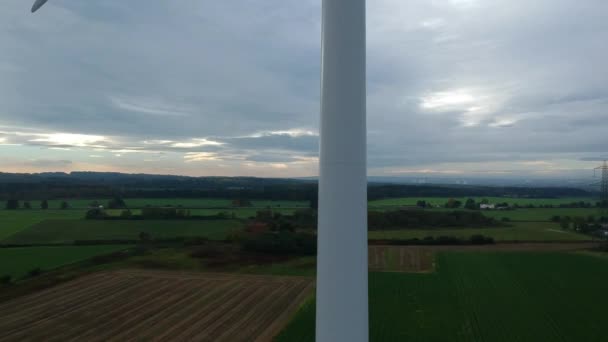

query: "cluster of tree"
xmin=107 ymin=197 xmax=127 ymax=209
xmin=511 ymin=202 xmax=598 ymax=209
xmin=0 ymin=275 xmax=12 ymax=286
xmin=442 ymin=198 xmax=509 ymax=210
xmin=553 ymin=215 xmax=608 ymax=234
xmin=551 ymin=215 xmax=608 ymax=224
xmin=4 ymin=199 xmax=67 ymax=210
xmin=1 ymin=268 xmax=44 ymax=283
xmin=0 ymin=171 xmax=591 ymax=203
xmin=140 ymin=207 xmax=191 ymax=219
xmin=370 ymin=234 xmax=495 ymax=246
xmin=231 ymin=199 xmax=252 ymax=207
xmin=367 ymin=184 xmax=589 ymax=200
xmin=368 ymin=209 xmax=498 ymax=230
xmin=85 ymin=207 xmax=238 ymax=220
xmin=240 ymin=231 xmax=316 ymax=255
xmin=252 ymin=209 xmax=316 ymax=231
xmin=416 ymin=200 xmax=430 ymax=208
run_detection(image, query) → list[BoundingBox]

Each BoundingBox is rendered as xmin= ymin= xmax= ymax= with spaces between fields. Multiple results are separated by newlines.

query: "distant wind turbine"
xmin=31 ymin=0 xmax=49 ymax=13
xmin=30 ymin=0 xmax=369 ymax=340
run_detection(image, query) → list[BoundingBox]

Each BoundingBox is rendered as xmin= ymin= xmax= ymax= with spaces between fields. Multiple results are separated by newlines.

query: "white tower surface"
xmin=316 ymin=0 xmax=368 ymax=341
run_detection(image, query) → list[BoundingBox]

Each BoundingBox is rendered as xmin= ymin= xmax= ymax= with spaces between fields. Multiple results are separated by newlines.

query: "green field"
xmin=1 ymin=197 xmax=599 ymax=246
xmin=0 ymin=210 xmax=85 ymax=240
xmin=3 ymin=219 xmax=243 ymax=245
xmin=480 ymin=207 xmax=601 ymax=221
xmin=369 ymin=196 xmax=597 ymax=208
xmin=369 ymin=222 xmax=590 ymax=241
xmin=0 ymin=245 xmax=130 ymax=279
xmin=278 ymin=252 xmax=608 ymax=341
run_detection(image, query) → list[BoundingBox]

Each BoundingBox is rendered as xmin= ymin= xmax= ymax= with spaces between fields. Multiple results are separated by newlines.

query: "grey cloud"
xmin=26 ymin=159 xmax=72 ymax=168
xmin=1 ymin=0 xmax=607 ymax=177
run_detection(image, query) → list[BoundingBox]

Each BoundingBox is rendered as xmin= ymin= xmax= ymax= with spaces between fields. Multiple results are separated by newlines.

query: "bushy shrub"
xmin=241 ymin=232 xmax=316 ymax=255
xmin=27 ymin=268 xmax=42 ymax=278
xmin=189 ymin=244 xmax=226 ymax=259
xmin=85 ymin=208 xmax=108 ymax=219
xmin=141 ymin=207 xmax=189 ymax=219
xmin=370 ymin=234 xmax=494 ymax=246
xmin=0 ymin=275 xmax=12 ymax=285
xmin=368 ymin=209 xmax=498 ymax=230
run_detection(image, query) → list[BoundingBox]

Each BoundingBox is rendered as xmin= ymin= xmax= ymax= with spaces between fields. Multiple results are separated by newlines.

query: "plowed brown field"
xmin=0 ymin=270 xmax=313 ymax=342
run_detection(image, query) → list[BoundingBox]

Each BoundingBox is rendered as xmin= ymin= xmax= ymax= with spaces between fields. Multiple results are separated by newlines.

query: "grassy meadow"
xmin=3 ymin=219 xmax=243 ymax=245
xmin=369 ymin=222 xmax=590 ymax=241
xmin=0 ymin=245 xmax=130 ymax=279
xmin=277 ymin=252 xmax=608 ymax=342
xmin=0 ymin=210 xmax=84 ymax=240
xmin=369 ymin=196 xmax=597 ymax=208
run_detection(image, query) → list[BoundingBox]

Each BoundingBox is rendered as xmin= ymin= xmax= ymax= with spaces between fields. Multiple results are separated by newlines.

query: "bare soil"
xmin=0 ymin=270 xmax=313 ymax=342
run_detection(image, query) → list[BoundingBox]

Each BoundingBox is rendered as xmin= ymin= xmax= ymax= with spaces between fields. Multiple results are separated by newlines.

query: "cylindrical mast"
xmin=316 ymin=0 xmax=368 ymax=341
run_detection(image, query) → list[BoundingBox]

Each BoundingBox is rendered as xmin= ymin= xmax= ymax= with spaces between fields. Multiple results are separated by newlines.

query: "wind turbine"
xmin=31 ymin=0 xmax=48 ymax=13
xmin=30 ymin=0 xmax=369 ymax=340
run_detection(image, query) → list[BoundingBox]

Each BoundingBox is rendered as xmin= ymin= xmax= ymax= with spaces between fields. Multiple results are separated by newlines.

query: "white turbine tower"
xmin=31 ymin=0 xmax=369 ymax=340
xmin=316 ymin=0 xmax=368 ymax=341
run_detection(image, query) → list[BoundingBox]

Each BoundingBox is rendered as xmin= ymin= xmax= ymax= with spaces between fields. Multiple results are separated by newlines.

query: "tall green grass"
xmin=0 ymin=245 xmax=130 ymax=279
xmin=0 ymin=210 xmax=85 ymax=240
xmin=368 ymin=222 xmax=589 ymax=241
xmin=277 ymin=252 xmax=608 ymax=341
xmin=3 ymin=219 xmax=243 ymax=245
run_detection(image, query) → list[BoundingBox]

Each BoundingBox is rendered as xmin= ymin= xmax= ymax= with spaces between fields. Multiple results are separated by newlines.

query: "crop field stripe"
xmin=187 ymin=284 xmax=272 ymax=341
xmin=0 ymin=274 xmax=132 ymax=329
xmin=250 ymin=280 xmax=313 ymax=341
xmin=149 ymin=280 xmax=247 ymax=341
xmin=221 ymin=282 xmax=298 ymax=341
xmin=254 ymin=281 xmax=315 ymax=342
xmin=241 ymin=282 xmax=302 ymax=340
xmin=0 ymin=271 xmax=109 ymax=311
xmin=8 ymin=276 xmax=156 ymax=341
xmin=190 ymin=283 xmax=278 ymax=340
xmin=31 ymin=277 xmax=171 ymax=342
xmin=82 ymin=279 xmax=193 ymax=342
xmin=106 ymin=280 xmax=212 ymax=341
xmin=62 ymin=278 xmax=178 ymax=341
xmin=141 ymin=280 xmax=242 ymax=340
xmin=0 ymin=271 xmax=313 ymax=341
xmin=0 ymin=276 xmax=140 ymax=340
xmin=244 ymin=282 xmax=300 ymax=341
xmin=167 ymin=281 xmax=253 ymax=339
xmin=176 ymin=282 xmax=261 ymax=340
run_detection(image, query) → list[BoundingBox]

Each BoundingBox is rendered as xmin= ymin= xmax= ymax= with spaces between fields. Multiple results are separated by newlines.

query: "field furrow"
xmin=0 ymin=270 xmax=313 ymax=342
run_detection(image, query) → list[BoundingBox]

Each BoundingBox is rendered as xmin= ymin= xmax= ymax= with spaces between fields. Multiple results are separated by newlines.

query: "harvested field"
xmin=0 ymin=270 xmax=313 ymax=342
xmin=368 ymin=246 xmax=434 ymax=273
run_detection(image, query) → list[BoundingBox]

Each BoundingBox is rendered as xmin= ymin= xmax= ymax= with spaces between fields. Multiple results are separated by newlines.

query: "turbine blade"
xmin=31 ymin=0 xmax=49 ymax=13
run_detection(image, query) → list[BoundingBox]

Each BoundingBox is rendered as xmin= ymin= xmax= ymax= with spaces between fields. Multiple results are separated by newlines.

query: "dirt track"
xmin=0 ymin=270 xmax=313 ymax=342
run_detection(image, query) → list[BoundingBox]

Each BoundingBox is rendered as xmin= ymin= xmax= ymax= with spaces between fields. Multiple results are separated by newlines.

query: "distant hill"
xmin=0 ymin=171 xmax=591 ymax=200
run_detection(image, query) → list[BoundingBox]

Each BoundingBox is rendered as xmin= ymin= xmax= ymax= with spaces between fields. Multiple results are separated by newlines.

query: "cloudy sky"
xmin=1 ymin=0 xmax=607 ymax=178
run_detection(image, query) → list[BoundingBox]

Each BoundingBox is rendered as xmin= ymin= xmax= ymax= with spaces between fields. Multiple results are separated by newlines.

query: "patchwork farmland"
xmin=0 ymin=270 xmax=313 ymax=342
